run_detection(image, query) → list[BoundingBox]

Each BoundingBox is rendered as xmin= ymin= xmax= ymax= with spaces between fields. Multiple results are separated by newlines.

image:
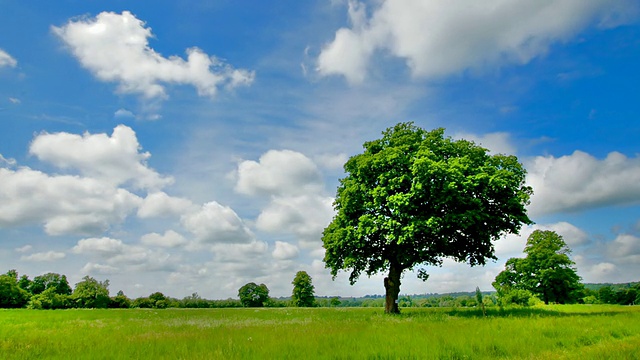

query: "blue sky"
xmin=1 ymin=0 xmax=639 ymax=299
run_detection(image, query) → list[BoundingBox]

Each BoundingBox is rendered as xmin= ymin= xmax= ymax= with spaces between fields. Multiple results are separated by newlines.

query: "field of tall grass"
xmin=1 ymin=305 xmax=639 ymax=359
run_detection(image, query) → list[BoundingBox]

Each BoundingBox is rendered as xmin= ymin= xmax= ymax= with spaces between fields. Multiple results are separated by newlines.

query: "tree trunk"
xmin=384 ymin=264 xmax=402 ymax=314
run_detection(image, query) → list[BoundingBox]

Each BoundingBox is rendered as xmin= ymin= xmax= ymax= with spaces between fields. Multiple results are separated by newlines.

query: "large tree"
xmin=291 ymin=271 xmax=315 ymax=307
xmin=322 ymin=123 xmax=532 ymax=313
xmin=493 ymin=230 xmax=582 ymax=304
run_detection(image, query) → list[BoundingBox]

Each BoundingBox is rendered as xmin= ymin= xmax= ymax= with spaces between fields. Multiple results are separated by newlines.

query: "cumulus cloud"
xmin=15 ymin=245 xmax=33 ymax=253
xmin=140 ymin=230 xmax=187 ymax=248
xmin=608 ymin=234 xmax=640 ymax=264
xmin=453 ymin=132 xmax=516 ymax=155
xmin=29 ymin=125 xmax=172 ymax=191
xmin=21 ymin=251 xmax=66 ymax=262
xmin=0 ymin=167 xmax=141 ymax=235
xmin=272 ymin=241 xmax=300 ymax=260
xmin=0 ymin=49 xmax=17 ymax=68
xmin=256 ymin=194 xmax=335 ymax=241
xmin=235 ymin=149 xmax=324 ymax=197
xmin=80 ymin=262 xmax=120 ymax=275
xmin=137 ymin=192 xmax=194 ymax=218
xmin=52 ymin=11 xmax=254 ymax=99
xmin=72 ymin=237 xmax=128 ymax=255
xmin=527 ymin=151 xmax=640 ymax=216
xmin=182 ymin=201 xmax=255 ymax=244
xmin=235 ymin=149 xmax=335 ymax=245
xmin=72 ymin=237 xmax=177 ymax=273
xmin=318 ymin=0 xmax=636 ymax=83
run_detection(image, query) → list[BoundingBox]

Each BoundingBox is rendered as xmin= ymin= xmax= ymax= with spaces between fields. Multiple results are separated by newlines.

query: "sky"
xmin=0 ymin=0 xmax=639 ymax=300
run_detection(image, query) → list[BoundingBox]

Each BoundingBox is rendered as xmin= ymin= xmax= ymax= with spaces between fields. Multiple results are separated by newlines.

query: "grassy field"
xmin=1 ymin=305 xmax=639 ymax=359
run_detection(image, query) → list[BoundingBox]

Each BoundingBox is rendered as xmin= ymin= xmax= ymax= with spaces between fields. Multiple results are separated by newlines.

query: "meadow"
xmin=1 ymin=305 xmax=639 ymax=359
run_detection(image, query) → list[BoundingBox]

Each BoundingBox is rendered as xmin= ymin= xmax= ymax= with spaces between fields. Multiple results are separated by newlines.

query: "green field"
xmin=1 ymin=305 xmax=639 ymax=359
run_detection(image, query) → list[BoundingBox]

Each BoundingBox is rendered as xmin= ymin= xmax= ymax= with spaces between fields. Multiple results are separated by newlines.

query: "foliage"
xmin=493 ymin=230 xmax=583 ymax=304
xmin=30 ymin=273 xmax=72 ymax=296
xmin=291 ymin=271 xmax=316 ymax=307
xmin=28 ymin=287 xmax=71 ymax=309
xmin=323 ymin=123 xmax=532 ymax=313
xmin=71 ymin=276 xmax=110 ymax=308
xmin=0 ymin=270 xmax=30 ymax=308
xmin=109 ymin=290 xmax=132 ymax=308
xmin=238 ymin=282 xmax=270 ymax=307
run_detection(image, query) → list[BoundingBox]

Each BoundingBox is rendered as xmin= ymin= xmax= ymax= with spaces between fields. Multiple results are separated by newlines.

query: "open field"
xmin=1 ymin=305 xmax=639 ymax=359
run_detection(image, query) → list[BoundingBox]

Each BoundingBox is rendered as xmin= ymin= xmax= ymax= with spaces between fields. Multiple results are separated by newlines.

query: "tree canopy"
xmin=72 ymin=276 xmax=110 ymax=308
xmin=493 ymin=230 xmax=583 ymax=304
xmin=238 ymin=282 xmax=270 ymax=307
xmin=322 ymin=123 xmax=532 ymax=313
xmin=291 ymin=271 xmax=315 ymax=307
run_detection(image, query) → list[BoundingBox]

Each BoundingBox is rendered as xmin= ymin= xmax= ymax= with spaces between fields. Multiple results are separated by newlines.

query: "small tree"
xmin=238 ymin=282 xmax=269 ymax=307
xmin=323 ymin=123 xmax=532 ymax=313
xmin=291 ymin=271 xmax=315 ymax=307
xmin=475 ymin=286 xmax=486 ymax=317
xmin=72 ymin=276 xmax=110 ymax=308
xmin=493 ymin=230 xmax=582 ymax=304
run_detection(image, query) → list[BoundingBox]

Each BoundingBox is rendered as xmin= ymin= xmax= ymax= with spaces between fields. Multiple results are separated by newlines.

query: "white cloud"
xmin=0 ymin=154 xmax=16 ymax=167
xmin=72 ymin=237 xmax=128 ymax=255
xmin=453 ymin=132 xmax=516 ymax=155
xmin=0 ymin=167 xmax=141 ymax=235
xmin=256 ymin=194 xmax=334 ymax=241
xmin=29 ymin=125 xmax=172 ymax=191
xmin=318 ymin=0 xmax=635 ymax=83
xmin=140 ymin=230 xmax=187 ymax=248
xmin=608 ymin=234 xmax=640 ymax=263
xmin=272 ymin=241 xmax=300 ymax=260
xmin=8 ymin=97 xmax=20 ymax=104
xmin=21 ymin=251 xmax=66 ymax=262
xmin=182 ymin=201 xmax=255 ymax=244
xmin=52 ymin=11 xmax=254 ymax=99
xmin=72 ymin=237 xmax=178 ymax=273
xmin=15 ymin=245 xmax=33 ymax=253
xmin=527 ymin=151 xmax=640 ymax=216
xmin=235 ymin=149 xmax=324 ymax=197
xmin=137 ymin=192 xmax=194 ymax=218
xmin=114 ymin=108 xmax=135 ymax=118
xmin=80 ymin=262 xmax=120 ymax=275
xmin=0 ymin=49 xmax=17 ymax=68
xmin=314 ymin=153 xmax=349 ymax=170
xmin=235 ymin=149 xmax=335 ymax=245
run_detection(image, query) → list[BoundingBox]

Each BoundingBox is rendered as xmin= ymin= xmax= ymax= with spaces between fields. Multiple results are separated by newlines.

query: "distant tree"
xmin=493 ymin=230 xmax=582 ymax=304
xmin=149 ymin=292 xmax=169 ymax=309
xmin=132 ymin=297 xmax=154 ymax=308
xmin=30 ymin=273 xmax=72 ymax=296
xmin=18 ymin=275 xmax=32 ymax=292
xmin=291 ymin=271 xmax=315 ymax=307
xmin=72 ymin=276 xmax=110 ymax=308
xmin=109 ymin=290 xmax=132 ymax=309
xmin=476 ymin=287 xmax=486 ymax=316
xmin=0 ymin=270 xmax=30 ymax=308
xmin=28 ymin=287 xmax=70 ymax=309
xmin=322 ymin=123 xmax=532 ymax=313
xmin=238 ymin=282 xmax=269 ymax=307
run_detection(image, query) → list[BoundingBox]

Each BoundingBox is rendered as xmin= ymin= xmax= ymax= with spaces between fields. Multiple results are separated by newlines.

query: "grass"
xmin=1 ymin=305 xmax=639 ymax=359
